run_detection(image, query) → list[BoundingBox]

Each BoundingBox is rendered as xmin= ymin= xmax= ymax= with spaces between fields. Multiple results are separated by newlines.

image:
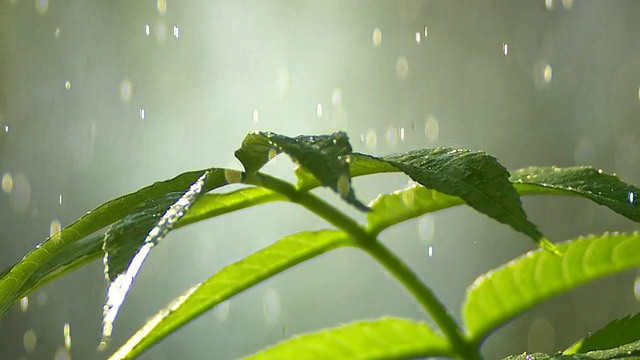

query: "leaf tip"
xmin=539 ymin=237 xmax=562 ymax=256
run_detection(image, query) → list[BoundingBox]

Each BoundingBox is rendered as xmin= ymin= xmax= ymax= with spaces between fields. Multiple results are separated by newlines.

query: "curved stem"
xmin=244 ymin=172 xmax=482 ymax=360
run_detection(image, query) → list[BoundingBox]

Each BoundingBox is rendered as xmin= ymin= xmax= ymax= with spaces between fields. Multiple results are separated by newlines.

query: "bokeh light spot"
xmin=372 ymin=28 xmax=382 ymax=47
xmin=2 ymin=173 xmax=13 ymax=193
xmin=396 ymin=56 xmax=409 ymax=79
xmin=262 ymin=288 xmax=281 ymax=325
xmin=23 ymin=329 xmax=37 ymax=352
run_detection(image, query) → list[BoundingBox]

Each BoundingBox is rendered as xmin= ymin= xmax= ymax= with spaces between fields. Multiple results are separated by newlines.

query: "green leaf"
xmin=367 ymin=184 xmax=464 ymax=235
xmin=504 ymin=339 xmax=640 ymax=359
xmin=564 ymin=313 xmax=640 ymax=355
xmin=109 ymin=230 xmax=352 ymax=360
xmin=463 ymin=232 xmax=640 ymax=344
xmin=243 ymin=317 xmax=452 ymax=360
xmin=235 ymin=131 xmax=368 ymax=211
xmin=0 ymin=168 xmax=227 ymax=317
xmin=511 ymin=166 xmax=640 ymax=222
xmin=383 ymin=148 xmax=551 ymax=250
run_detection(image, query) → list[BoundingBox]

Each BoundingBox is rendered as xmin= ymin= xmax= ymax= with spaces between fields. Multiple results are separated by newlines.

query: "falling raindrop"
xmin=396 ymin=56 xmax=409 ymax=79
xmin=59 ymin=193 xmax=63 ymax=204
xmin=2 ymin=173 xmax=12 ymax=193
xmin=561 ymin=0 xmax=573 ymax=10
xmin=400 ymin=127 xmax=405 ymax=141
xmin=365 ymin=130 xmax=377 ymax=150
xmin=54 ymin=27 xmax=61 ymax=38
xmin=385 ymin=126 xmax=398 ymax=146
xmin=417 ymin=216 xmax=435 ymax=243
xmin=63 ymin=323 xmax=72 ymax=349
xmin=54 ymin=347 xmax=71 ymax=360
xmin=372 ymin=28 xmax=382 ymax=47
xmin=252 ymin=109 xmax=259 ymax=123
xmin=35 ymin=0 xmax=48 ymax=14
xmin=173 ymin=25 xmax=180 ymax=39
xmin=502 ymin=42 xmax=508 ymax=56
xmin=316 ymin=103 xmax=323 ymax=118
xmin=140 ymin=108 xmax=146 ymax=119
xmin=543 ymin=64 xmax=553 ymax=84
xmin=20 ymin=296 xmax=29 ymax=312
xmin=4 ymin=125 xmax=8 ymax=132
xmin=425 ymin=115 xmax=439 ymax=142
xmin=120 ymin=80 xmax=134 ymax=103
xmin=629 ymin=191 xmax=636 ymax=205
xmin=64 ymin=81 xmax=71 ymax=90
xmin=415 ymin=32 xmax=421 ymax=44
xmin=144 ymin=24 xmax=151 ymax=36
xmin=427 ymin=245 xmax=433 ymax=258
xmin=263 ymin=288 xmax=281 ymax=325
xmin=544 ymin=0 xmax=554 ymax=11
xmin=156 ymin=0 xmax=167 ymax=14
xmin=23 ymin=329 xmax=37 ymax=352
xmin=332 ymin=88 xmax=342 ymax=106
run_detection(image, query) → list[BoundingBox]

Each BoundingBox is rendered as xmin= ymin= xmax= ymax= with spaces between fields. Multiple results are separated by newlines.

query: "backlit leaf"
xmin=243 ymin=318 xmax=452 ymax=360
xmin=564 ymin=313 xmax=640 ymax=354
xmin=463 ymin=232 xmax=640 ymax=343
xmin=109 ymin=230 xmax=352 ymax=360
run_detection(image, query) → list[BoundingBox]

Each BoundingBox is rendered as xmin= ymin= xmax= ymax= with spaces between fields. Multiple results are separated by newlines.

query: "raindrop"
xmin=396 ymin=56 xmax=409 ymax=79
xmin=331 ymin=88 xmax=342 ymax=106
xmin=140 ymin=108 xmax=146 ymax=119
xmin=267 ymin=148 xmax=278 ymax=161
xmin=120 ymin=80 xmax=134 ymax=103
xmin=4 ymin=125 xmax=8 ymax=132
xmin=427 ymin=245 xmax=433 ymax=258
xmin=365 ymin=130 xmax=377 ymax=150
xmin=629 ymin=191 xmax=636 ymax=205
xmin=64 ymin=81 xmax=71 ymax=90
xmin=35 ymin=0 xmax=48 ymax=14
xmin=417 ymin=216 xmax=435 ymax=243
xmin=63 ymin=323 xmax=71 ymax=349
xmin=37 ymin=291 xmax=47 ymax=305
xmin=213 ymin=300 xmax=231 ymax=322
xmin=544 ymin=0 xmax=554 ymax=11
xmin=50 ymin=220 xmax=62 ymax=236
xmin=359 ymin=133 xmax=365 ymax=143
xmin=9 ymin=172 xmax=31 ymax=214
xmin=424 ymin=26 xmax=428 ymax=38
xmin=157 ymin=0 xmax=167 ymax=14
xmin=144 ymin=24 xmax=151 ymax=36
xmin=400 ymin=127 xmax=405 ymax=141
xmin=59 ymin=193 xmax=63 ymax=204
xmin=2 ymin=172 xmax=12 ymax=193
xmin=23 ymin=329 xmax=37 ymax=352
xmin=502 ymin=42 xmax=508 ymax=56
xmin=263 ymin=288 xmax=281 ymax=325
xmin=561 ymin=0 xmax=573 ymax=10
xmin=54 ymin=27 xmax=61 ymax=38
xmin=316 ymin=103 xmax=323 ymax=118
xmin=20 ymin=296 xmax=28 ymax=312
xmin=425 ymin=115 xmax=439 ymax=142
xmin=252 ymin=109 xmax=259 ymax=123
xmin=385 ymin=126 xmax=398 ymax=146
xmin=527 ymin=317 xmax=555 ymax=353
xmin=415 ymin=32 xmax=421 ymax=44
xmin=372 ymin=28 xmax=382 ymax=47
xmin=543 ymin=64 xmax=553 ymax=84
xmin=173 ymin=25 xmax=180 ymax=39
xmin=597 ymin=168 xmax=603 ymax=174
xmin=155 ymin=20 xmax=167 ymax=42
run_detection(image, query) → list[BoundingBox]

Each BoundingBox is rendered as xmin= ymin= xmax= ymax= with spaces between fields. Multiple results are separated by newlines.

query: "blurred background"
xmin=1 ymin=0 xmax=640 ymax=359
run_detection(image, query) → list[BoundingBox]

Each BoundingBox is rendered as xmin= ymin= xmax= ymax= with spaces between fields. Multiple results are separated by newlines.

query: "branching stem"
xmin=245 ymin=172 xmax=482 ymax=360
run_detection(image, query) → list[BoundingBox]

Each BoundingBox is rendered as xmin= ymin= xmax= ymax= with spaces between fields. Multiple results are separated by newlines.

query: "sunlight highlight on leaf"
xmin=463 ymin=232 xmax=640 ymax=343
xmin=100 ymin=171 xmax=210 ymax=350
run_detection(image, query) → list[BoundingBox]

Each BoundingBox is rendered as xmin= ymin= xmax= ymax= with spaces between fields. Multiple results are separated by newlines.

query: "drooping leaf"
xmin=0 ymin=168 xmax=227 ymax=317
xmin=511 ymin=166 xmax=640 ymax=222
xmin=243 ymin=317 xmax=452 ymax=360
xmin=109 ymin=230 xmax=352 ymax=360
xmin=503 ymin=339 xmax=640 ymax=359
xmin=463 ymin=232 xmax=640 ymax=344
xmin=235 ymin=131 xmax=368 ymax=210
xmin=383 ymin=148 xmax=554 ymax=251
xmin=564 ymin=313 xmax=640 ymax=355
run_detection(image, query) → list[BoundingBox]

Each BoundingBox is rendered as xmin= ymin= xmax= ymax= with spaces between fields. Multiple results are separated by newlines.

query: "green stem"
xmin=245 ymin=172 xmax=482 ymax=360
